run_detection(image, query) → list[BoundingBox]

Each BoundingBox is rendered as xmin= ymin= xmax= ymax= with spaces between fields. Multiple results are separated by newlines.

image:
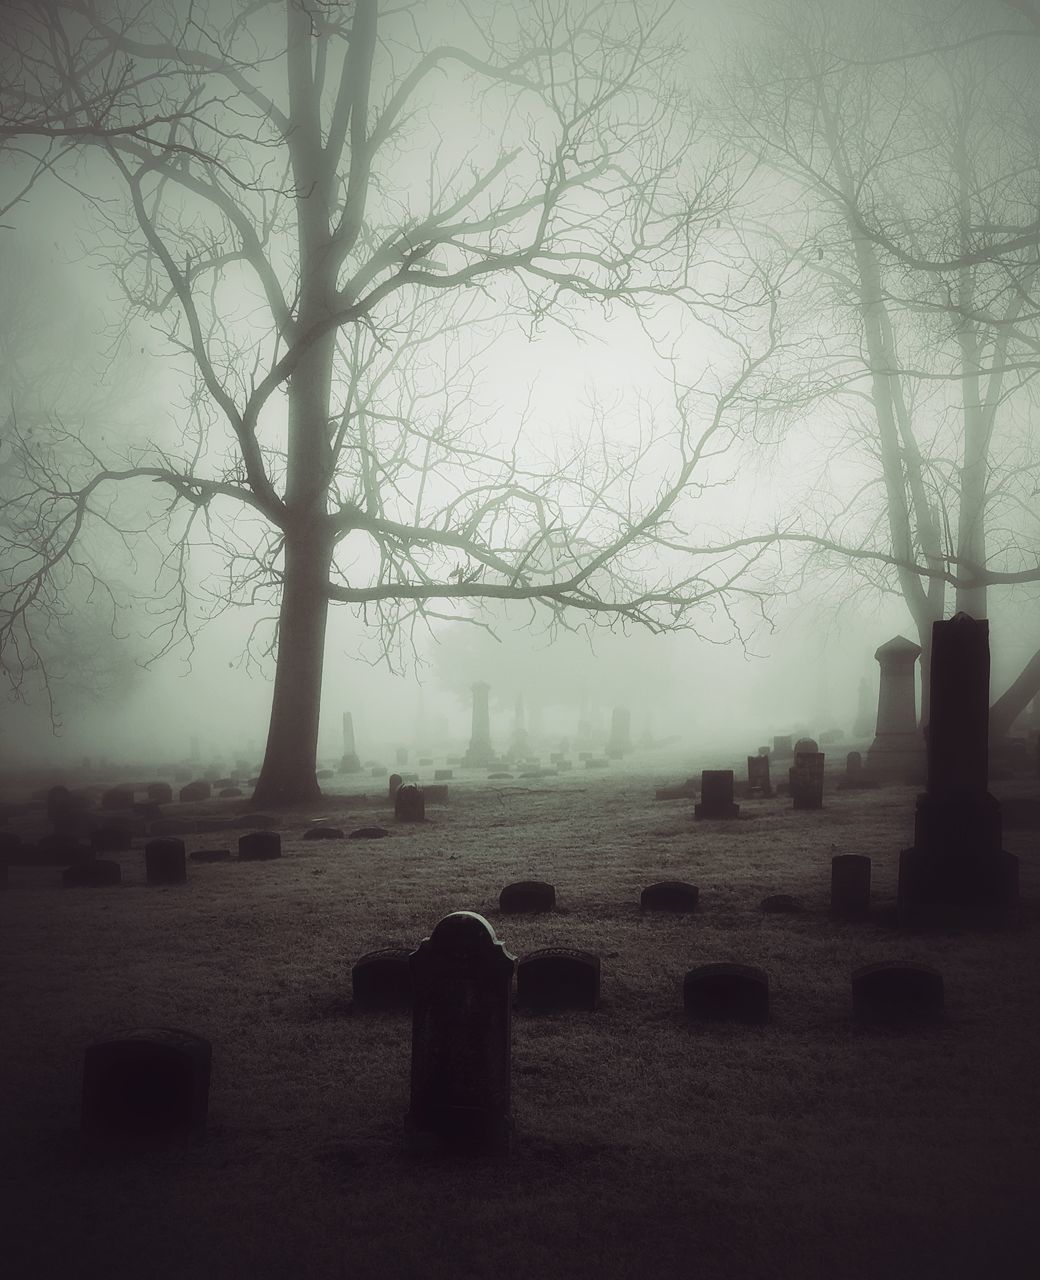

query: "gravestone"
xmin=897 ymin=614 xmax=1019 ymax=921
xmin=388 ymin=773 xmax=403 ymax=799
xmin=640 ymin=881 xmax=699 ymax=912
xmin=434 ymin=769 xmax=453 ymax=781
xmin=63 ymin=860 xmax=122 ymax=888
xmin=394 ymin=784 xmax=425 ymax=822
xmin=189 ymin=848 xmax=232 ymax=862
xmin=238 ymin=830 xmax=281 ymax=860
xmin=101 ymin=787 xmax=134 ymax=811
xmin=145 ymin=838 xmax=187 ymax=885
xmin=499 ymin=880 xmax=556 ymax=913
xmin=789 ymin=752 xmax=825 ymax=810
xmin=772 ymin=735 xmax=793 ymax=759
xmin=303 ymin=826 xmax=344 ymax=840
xmin=836 ymin=750 xmax=879 ymax=791
xmin=179 ymin=780 xmax=211 ymax=803
xmin=866 ymin=636 xmax=925 ymax=778
xmin=793 ymin=737 xmax=819 ymax=755
xmin=82 ymin=1027 xmax=211 ymax=1145
xmin=352 ymin=948 xmax=413 ymax=1009
xmin=746 ymin=755 xmax=773 ymax=798
xmin=516 ymin=949 xmax=600 ymax=1011
xmin=605 ymin=707 xmax=632 ymax=759
xmin=831 ymin=854 xmax=871 ymax=917
xmin=147 ymin=782 xmax=173 ymax=805
xmin=463 ymin=682 xmax=497 ymax=768
xmin=694 ymin=770 xmax=740 ymax=819
xmin=406 ymin=912 xmax=516 ymax=1155
xmin=341 ymin=711 xmax=362 ymax=774
xmin=683 ymin=964 xmax=769 ymax=1024
xmin=851 ymin=962 xmax=944 ymax=1025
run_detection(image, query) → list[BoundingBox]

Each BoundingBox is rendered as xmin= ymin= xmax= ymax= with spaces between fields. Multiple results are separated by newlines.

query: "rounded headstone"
xmin=683 ymin=963 xmax=769 ymax=1024
xmin=794 ymin=738 xmax=819 ymax=755
xmin=831 ymin=854 xmax=871 ymax=917
xmin=640 ymin=881 xmax=699 ymax=912
xmin=352 ymin=948 xmax=413 ymax=1009
xmin=516 ymin=948 xmax=600 ymax=1011
xmin=145 ymin=838 xmax=187 ymax=886
xmin=238 ymin=830 xmax=281 ymax=860
xmin=147 ymin=782 xmax=173 ymax=805
xmin=394 ymin=784 xmax=425 ymax=822
xmin=82 ymin=1027 xmax=211 ymax=1145
xmin=388 ymin=773 xmax=403 ymax=799
xmin=499 ymin=880 xmax=556 ymax=913
xmin=851 ymin=962 xmax=944 ymax=1025
xmin=178 ymin=780 xmax=211 ymax=803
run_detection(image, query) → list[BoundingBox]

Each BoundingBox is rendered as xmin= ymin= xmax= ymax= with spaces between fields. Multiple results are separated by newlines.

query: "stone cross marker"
xmin=406 ymin=911 xmax=516 ymax=1155
xmin=897 ymin=614 xmax=1018 ymax=921
xmin=866 ymin=636 xmax=924 ymax=778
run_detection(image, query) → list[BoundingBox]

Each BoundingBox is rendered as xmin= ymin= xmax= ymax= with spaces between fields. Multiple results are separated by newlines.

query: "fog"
xmin=2 ymin=0 xmax=1039 ymax=781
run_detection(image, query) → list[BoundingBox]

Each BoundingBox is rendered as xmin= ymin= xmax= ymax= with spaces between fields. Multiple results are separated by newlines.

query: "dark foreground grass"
xmin=1 ymin=760 xmax=1038 ymax=1280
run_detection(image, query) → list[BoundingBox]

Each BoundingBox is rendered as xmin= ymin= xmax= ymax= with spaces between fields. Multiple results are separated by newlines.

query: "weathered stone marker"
xmin=238 ymin=830 xmax=281 ymax=860
xmin=406 ymin=912 xmax=516 ymax=1155
xmin=830 ymin=854 xmax=871 ymax=917
xmin=605 ymin=707 xmax=632 ymax=759
xmin=463 ymin=681 xmax=497 ymax=768
xmin=179 ymin=780 xmax=211 ymax=803
xmin=388 ymin=773 xmax=403 ymax=799
xmin=694 ymin=770 xmax=740 ymax=819
xmin=851 ymin=962 xmax=944 ymax=1025
xmin=147 ymin=782 xmax=173 ymax=805
xmin=793 ymin=736 xmax=819 ymax=755
xmin=352 ymin=948 xmax=413 ymax=1010
xmin=789 ymin=752 xmax=825 ymax=810
xmin=683 ymin=963 xmax=769 ymax=1024
xmin=836 ymin=750 xmax=879 ymax=791
xmin=746 ymin=754 xmax=772 ymax=798
xmin=145 ymin=838 xmax=187 ymax=886
xmin=640 ymin=881 xmax=699 ymax=912
xmin=82 ymin=1027 xmax=212 ymax=1145
xmin=867 ymin=635 xmax=925 ymax=778
xmin=341 ymin=711 xmax=362 ymax=774
xmin=516 ymin=948 xmax=600 ymax=1011
xmin=394 ymin=784 xmax=425 ymax=822
xmin=499 ymin=880 xmax=556 ymax=913
xmin=897 ymin=614 xmax=1019 ymax=922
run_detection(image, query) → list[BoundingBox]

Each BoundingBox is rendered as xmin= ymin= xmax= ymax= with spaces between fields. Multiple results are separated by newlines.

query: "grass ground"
xmin=1 ymin=755 xmax=1038 ymax=1280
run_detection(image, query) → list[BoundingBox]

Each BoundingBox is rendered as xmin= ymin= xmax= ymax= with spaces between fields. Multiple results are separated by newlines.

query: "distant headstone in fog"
xmin=793 ymin=737 xmax=819 ymax=755
xmin=341 ymin=712 xmax=362 ymax=773
xmin=897 ymin=614 xmax=1018 ymax=922
xmin=147 ymin=782 xmax=173 ymax=805
xmin=406 ymin=912 xmax=515 ymax=1155
xmin=836 ymin=750 xmax=879 ymax=791
xmin=179 ymin=780 xmax=211 ymax=803
xmin=746 ymin=755 xmax=772 ymax=798
xmin=694 ymin=771 xmax=740 ymax=819
xmin=82 ymin=1028 xmax=211 ymax=1145
xmin=388 ymin=773 xmax=403 ymax=798
xmin=831 ymin=854 xmax=871 ymax=917
xmin=605 ymin=707 xmax=632 ymax=759
xmin=516 ymin=948 xmax=600 ymax=1011
xmin=394 ymin=784 xmax=425 ymax=822
xmin=463 ymin=682 xmax=497 ymax=768
xmin=640 ymin=881 xmax=699 ymax=912
xmin=145 ymin=838 xmax=187 ymax=885
xmin=499 ymin=880 xmax=556 ymax=913
xmin=789 ymin=752 xmax=825 ymax=810
xmin=866 ymin=636 xmax=925 ymax=778
xmin=683 ymin=964 xmax=769 ymax=1024
xmin=851 ymin=962 xmax=944 ymax=1025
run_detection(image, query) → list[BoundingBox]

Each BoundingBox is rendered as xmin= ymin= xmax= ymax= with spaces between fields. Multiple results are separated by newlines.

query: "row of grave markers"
xmin=80 ymin=910 xmax=946 ymax=1157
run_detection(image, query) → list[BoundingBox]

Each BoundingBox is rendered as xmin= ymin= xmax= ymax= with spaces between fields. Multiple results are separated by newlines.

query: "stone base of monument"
xmin=340 ymin=753 xmax=362 ymax=774
xmin=897 ymin=847 xmax=1019 ymax=925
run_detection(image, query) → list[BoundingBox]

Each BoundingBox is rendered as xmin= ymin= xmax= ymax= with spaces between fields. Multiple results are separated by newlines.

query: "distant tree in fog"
xmin=718 ymin=0 xmax=1040 ymax=731
xmin=0 ymin=1 xmax=790 ymax=802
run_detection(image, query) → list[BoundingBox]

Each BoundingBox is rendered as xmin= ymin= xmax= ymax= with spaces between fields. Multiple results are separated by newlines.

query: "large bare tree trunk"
xmin=990 ymin=643 xmax=1040 ymax=740
xmin=253 ymin=516 xmax=334 ymax=806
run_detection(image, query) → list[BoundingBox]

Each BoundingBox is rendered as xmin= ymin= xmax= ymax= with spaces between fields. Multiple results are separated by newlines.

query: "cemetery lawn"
xmin=2 ymin=759 xmax=1038 ymax=1280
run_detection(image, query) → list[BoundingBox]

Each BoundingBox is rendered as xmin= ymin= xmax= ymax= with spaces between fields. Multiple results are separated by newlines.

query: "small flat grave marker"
xmin=516 ymin=948 xmax=600 ymax=1011
xmin=499 ymin=880 xmax=556 ymax=913
xmin=82 ymin=1027 xmax=211 ymax=1145
xmin=683 ymin=963 xmax=769 ymax=1024
xmin=238 ymin=830 xmax=281 ymax=860
xmin=352 ymin=948 xmax=413 ymax=1009
xmin=640 ymin=881 xmax=699 ymax=912
xmin=851 ymin=962 xmax=944 ymax=1025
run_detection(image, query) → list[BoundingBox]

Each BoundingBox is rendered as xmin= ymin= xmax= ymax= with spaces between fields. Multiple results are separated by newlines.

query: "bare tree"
xmin=1 ymin=0 xmax=791 ymax=802
xmin=717 ymin=0 xmax=1040 ymax=728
